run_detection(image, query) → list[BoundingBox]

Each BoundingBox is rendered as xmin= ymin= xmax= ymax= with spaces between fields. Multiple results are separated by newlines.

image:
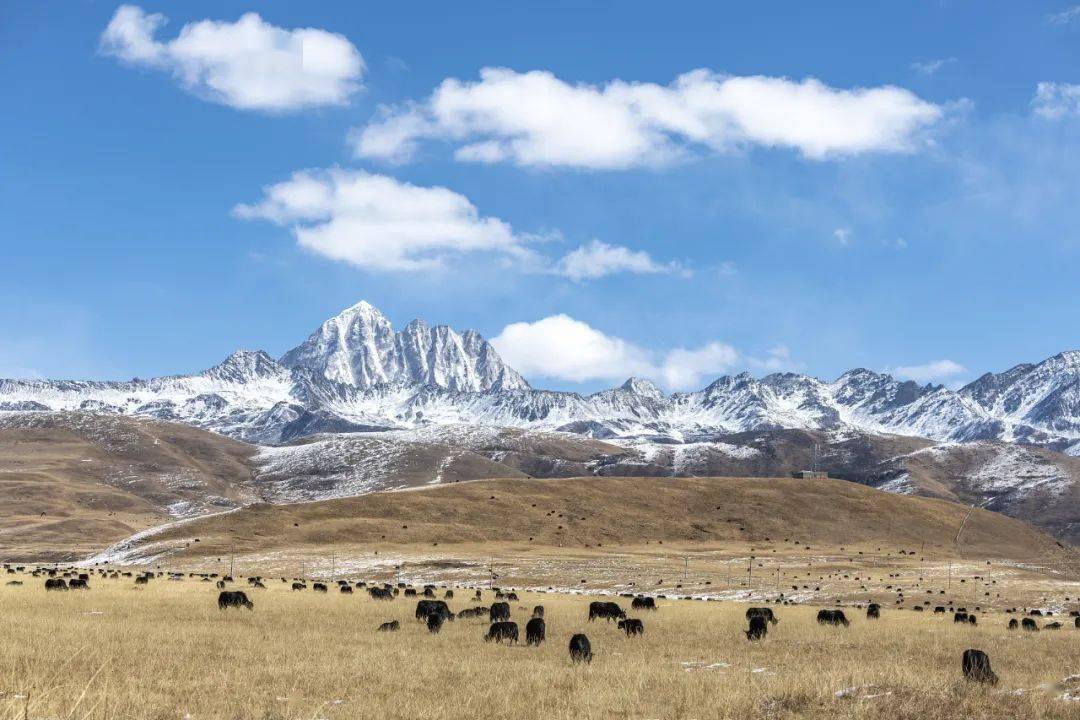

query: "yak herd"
xmin=10 ymin=561 xmax=1079 ymax=682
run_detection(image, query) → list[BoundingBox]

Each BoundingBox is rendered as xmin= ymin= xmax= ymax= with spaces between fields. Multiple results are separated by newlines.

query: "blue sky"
xmin=1 ymin=1 xmax=1079 ymax=392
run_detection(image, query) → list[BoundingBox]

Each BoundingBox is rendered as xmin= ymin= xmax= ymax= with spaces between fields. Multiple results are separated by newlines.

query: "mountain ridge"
xmin=0 ymin=301 xmax=1078 ymax=456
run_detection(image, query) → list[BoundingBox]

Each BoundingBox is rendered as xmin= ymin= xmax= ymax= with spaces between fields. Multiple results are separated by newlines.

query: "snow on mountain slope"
xmin=279 ymin=300 xmax=528 ymax=391
xmin=960 ymin=351 xmax=1080 ymax=442
xmin=247 ymin=425 xmax=630 ymax=503
xmin=1 ymin=300 xmax=1078 ymax=455
xmin=878 ymin=440 xmax=1080 ymax=543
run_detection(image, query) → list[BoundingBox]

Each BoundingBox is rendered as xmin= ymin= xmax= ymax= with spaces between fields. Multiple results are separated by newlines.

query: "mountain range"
xmin=2 ymin=300 xmax=1078 ymax=455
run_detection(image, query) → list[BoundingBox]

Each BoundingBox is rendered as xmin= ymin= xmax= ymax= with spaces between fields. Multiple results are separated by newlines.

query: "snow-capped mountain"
xmin=1 ymin=301 xmax=1078 ymax=455
xmin=279 ymin=300 xmax=528 ymax=392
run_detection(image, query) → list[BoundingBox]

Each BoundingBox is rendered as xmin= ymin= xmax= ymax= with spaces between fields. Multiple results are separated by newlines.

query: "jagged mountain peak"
xmin=203 ymin=350 xmax=285 ymax=383
xmin=619 ymin=377 xmax=665 ymax=399
xmin=279 ymin=300 xmax=528 ymax=392
xmin=2 ymin=305 xmax=1079 ymax=454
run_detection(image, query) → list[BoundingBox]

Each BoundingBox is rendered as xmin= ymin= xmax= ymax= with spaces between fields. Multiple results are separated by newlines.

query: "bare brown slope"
xmin=0 ymin=412 xmax=257 ymax=559
xmin=145 ymin=475 xmax=1070 ymax=562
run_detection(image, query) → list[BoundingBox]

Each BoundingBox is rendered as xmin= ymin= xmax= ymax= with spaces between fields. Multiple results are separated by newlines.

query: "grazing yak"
xmin=745 ymin=615 xmax=768 ymax=641
xmin=485 ymin=621 xmax=519 ymax=644
xmin=313 ymin=583 xmax=328 ymax=593
xmin=632 ymin=596 xmax=657 ymax=611
xmin=866 ymin=603 xmax=880 ymax=619
xmin=427 ymin=613 xmax=444 ymax=633
xmin=588 ymin=601 xmax=626 ymax=622
xmin=44 ymin=578 xmax=68 ymax=591
xmin=816 ymin=609 xmax=850 ymax=627
xmin=489 ymin=601 xmax=511 ymax=623
xmin=415 ymin=600 xmax=453 ymax=623
xmin=68 ymin=578 xmax=89 ymax=590
xmin=378 ymin=620 xmax=400 ymax=632
xmin=532 ymin=605 xmax=545 ymax=618
xmin=134 ymin=575 xmax=149 ymax=585
xmin=746 ymin=607 xmax=779 ymax=625
xmin=1021 ymin=618 xmax=1039 ymax=631
xmin=1044 ymin=621 xmax=1063 ymax=629
xmin=962 ymin=649 xmax=997 ymax=685
xmin=526 ymin=617 xmax=546 ymax=646
xmin=618 ymin=618 xmax=644 ymax=636
xmin=569 ymin=634 xmax=592 ymax=663
xmin=291 ymin=582 xmax=306 ymax=591
xmin=369 ymin=587 xmax=393 ymax=601
xmin=217 ymin=591 xmax=254 ymax=610
xmin=1008 ymin=618 xmax=1019 ymax=630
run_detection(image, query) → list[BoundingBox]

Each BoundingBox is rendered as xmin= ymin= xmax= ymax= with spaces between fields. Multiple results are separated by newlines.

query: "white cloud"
xmin=236 ymin=169 xmax=681 ymax=278
xmin=1032 ymin=82 xmax=1080 ymax=119
xmin=911 ymin=58 xmax=956 ymax=76
xmin=234 ymin=169 xmax=530 ymax=271
xmin=890 ymin=359 xmax=966 ymax=383
xmin=1048 ymin=5 xmax=1080 ymax=24
xmin=351 ymin=67 xmax=945 ymax=169
xmin=834 ymin=227 xmax=852 ymax=245
xmin=554 ymin=240 xmax=682 ymax=281
xmin=100 ymin=5 xmax=363 ymax=112
xmin=491 ymin=315 xmax=654 ymax=383
xmin=490 ymin=314 xmax=739 ymax=389
xmin=659 ymin=342 xmax=740 ymax=389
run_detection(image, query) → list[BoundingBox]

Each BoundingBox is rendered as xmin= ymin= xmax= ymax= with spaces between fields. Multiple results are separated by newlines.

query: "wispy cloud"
xmin=553 ymin=240 xmax=685 ymax=282
xmin=1032 ymin=82 xmax=1080 ymax=119
xmin=911 ymin=57 xmax=956 ymax=76
xmin=889 ymin=359 xmax=966 ymax=383
xmin=1047 ymin=5 xmax=1080 ymax=24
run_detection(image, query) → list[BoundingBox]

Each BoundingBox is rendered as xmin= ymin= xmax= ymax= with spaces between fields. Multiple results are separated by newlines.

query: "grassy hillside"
xmin=143 ymin=475 xmax=1069 ymax=561
xmin=0 ymin=412 xmax=256 ymax=559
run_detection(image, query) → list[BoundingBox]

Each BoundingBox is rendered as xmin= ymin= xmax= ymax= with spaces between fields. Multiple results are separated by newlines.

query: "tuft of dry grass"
xmin=1 ymin=575 xmax=1078 ymax=719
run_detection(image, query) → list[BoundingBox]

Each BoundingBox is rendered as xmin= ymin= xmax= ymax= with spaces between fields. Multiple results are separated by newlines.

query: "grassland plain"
xmin=1 ymin=574 xmax=1078 ymax=720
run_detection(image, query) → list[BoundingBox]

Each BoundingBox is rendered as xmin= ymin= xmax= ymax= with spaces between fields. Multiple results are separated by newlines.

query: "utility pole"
xmin=683 ymin=556 xmax=689 ymax=583
xmin=330 ymin=552 xmax=336 ymax=582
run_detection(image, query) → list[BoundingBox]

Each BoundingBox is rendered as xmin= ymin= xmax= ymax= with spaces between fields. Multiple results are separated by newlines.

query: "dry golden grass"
xmin=1 ymin=575 xmax=1078 ymax=720
xmin=0 ymin=415 xmax=254 ymax=560
xmin=125 ymin=476 xmax=1074 ymax=564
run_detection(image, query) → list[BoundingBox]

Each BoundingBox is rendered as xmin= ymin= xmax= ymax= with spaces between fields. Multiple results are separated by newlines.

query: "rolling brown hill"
xmin=0 ymin=412 xmax=257 ymax=559
xmin=121 ymin=475 xmax=1072 ymax=564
